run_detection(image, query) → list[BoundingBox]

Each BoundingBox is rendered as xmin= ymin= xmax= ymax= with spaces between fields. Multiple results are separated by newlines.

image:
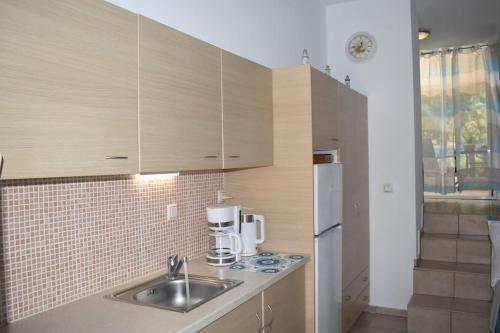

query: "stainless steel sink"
xmin=107 ymin=274 xmax=243 ymax=313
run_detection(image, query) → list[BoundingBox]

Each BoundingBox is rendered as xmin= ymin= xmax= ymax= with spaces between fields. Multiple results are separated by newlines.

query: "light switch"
xmin=383 ymin=184 xmax=393 ymax=193
xmin=167 ymin=204 xmax=177 ymax=221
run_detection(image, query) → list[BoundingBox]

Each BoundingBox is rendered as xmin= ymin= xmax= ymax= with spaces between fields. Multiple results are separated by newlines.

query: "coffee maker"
xmin=206 ymin=204 xmax=242 ymax=266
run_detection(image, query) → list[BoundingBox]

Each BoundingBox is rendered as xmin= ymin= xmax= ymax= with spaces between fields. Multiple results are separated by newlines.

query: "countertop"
xmin=2 ymin=254 xmax=308 ymax=333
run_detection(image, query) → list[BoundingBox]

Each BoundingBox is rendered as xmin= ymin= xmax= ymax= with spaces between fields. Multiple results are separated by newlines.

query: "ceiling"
xmin=416 ymin=0 xmax=498 ymax=50
xmin=324 ymin=0 xmax=499 ymax=50
xmin=323 ymin=0 xmax=356 ymax=3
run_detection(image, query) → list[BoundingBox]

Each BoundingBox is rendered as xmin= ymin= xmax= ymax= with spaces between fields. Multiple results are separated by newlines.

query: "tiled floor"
xmin=350 ymin=313 xmax=407 ymax=333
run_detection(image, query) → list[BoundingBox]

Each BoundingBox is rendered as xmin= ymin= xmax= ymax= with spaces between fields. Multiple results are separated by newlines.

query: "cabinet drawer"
xmin=342 ymin=285 xmax=369 ymax=333
xmin=343 ymin=266 xmax=369 ymax=303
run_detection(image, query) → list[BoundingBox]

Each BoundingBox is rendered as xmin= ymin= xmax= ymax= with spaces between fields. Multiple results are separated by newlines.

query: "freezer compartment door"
xmin=314 ymin=163 xmax=342 ymax=235
xmin=315 ymin=225 xmax=342 ymax=333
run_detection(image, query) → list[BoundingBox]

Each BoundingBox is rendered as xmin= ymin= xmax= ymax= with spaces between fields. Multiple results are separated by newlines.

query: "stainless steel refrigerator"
xmin=314 ymin=162 xmax=342 ymax=333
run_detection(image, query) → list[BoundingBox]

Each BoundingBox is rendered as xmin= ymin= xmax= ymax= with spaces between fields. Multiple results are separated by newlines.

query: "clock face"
xmin=346 ymin=32 xmax=377 ymax=62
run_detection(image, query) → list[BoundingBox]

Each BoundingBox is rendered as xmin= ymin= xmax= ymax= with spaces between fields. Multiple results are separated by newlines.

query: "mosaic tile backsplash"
xmin=0 ymin=171 xmax=223 ymax=323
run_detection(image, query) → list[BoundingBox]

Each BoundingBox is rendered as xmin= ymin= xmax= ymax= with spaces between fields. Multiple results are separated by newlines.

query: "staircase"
xmin=407 ymin=213 xmax=492 ymax=333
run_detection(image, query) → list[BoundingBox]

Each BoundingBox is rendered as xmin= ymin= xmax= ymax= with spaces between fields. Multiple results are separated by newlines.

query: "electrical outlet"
xmin=167 ymin=204 xmax=177 ymax=221
xmin=383 ymin=184 xmax=393 ymax=193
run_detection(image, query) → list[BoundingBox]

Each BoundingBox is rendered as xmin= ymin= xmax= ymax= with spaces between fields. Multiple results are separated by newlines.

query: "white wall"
xmin=412 ymin=1 xmax=424 ymax=235
xmin=326 ymin=0 xmax=420 ymax=309
xmin=105 ymin=0 xmax=327 ymax=69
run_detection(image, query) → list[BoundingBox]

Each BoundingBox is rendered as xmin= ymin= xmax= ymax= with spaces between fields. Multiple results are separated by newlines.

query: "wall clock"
xmin=346 ymin=32 xmax=377 ymax=62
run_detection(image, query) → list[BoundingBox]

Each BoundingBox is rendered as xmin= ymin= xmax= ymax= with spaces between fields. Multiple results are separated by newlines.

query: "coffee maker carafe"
xmin=206 ymin=204 xmax=242 ymax=266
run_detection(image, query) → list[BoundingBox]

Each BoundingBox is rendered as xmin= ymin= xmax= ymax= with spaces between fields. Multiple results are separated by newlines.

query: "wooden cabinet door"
xmin=311 ymin=68 xmax=339 ymax=150
xmin=222 ymin=51 xmax=273 ymax=169
xmin=0 ymin=0 xmax=138 ymax=179
xmin=262 ymin=267 xmax=306 ymax=333
xmin=198 ymin=294 xmax=262 ymax=333
xmin=139 ymin=16 xmax=222 ymax=172
xmin=338 ymin=85 xmax=369 ymax=288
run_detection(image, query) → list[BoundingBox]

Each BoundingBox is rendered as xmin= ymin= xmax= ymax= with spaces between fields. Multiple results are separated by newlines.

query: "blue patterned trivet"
xmin=228 ymin=252 xmax=305 ymax=274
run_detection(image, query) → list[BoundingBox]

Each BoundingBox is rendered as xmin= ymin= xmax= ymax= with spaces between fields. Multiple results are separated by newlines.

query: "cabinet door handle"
xmin=331 ymin=138 xmax=338 ymax=142
xmin=229 ymin=155 xmax=241 ymax=158
xmin=204 ymin=155 xmax=218 ymax=159
xmin=363 ymin=276 xmax=368 ymax=282
xmin=105 ymin=156 xmax=128 ymax=159
xmin=0 ymin=154 xmax=4 ymax=177
xmin=264 ymin=305 xmax=274 ymax=332
xmin=362 ymin=296 xmax=369 ymax=302
xmin=344 ymin=295 xmax=352 ymax=301
xmin=353 ymin=203 xmax=361 ymax=216
xmin=267 ymin=304 xmax=274 ymax=321
xmin=256 ymin=313 xmax=262 ymax=330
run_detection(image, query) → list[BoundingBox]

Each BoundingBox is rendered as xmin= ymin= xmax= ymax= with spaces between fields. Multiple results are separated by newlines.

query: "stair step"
xmin=424 ymin=200 xmax=493 ymax=215
xmin=407 ymin=294 xmax=490 ymax=333
xmin=414 ymin=260 xmax=492 ymax=300
xmin=421 ymin=233 xmax=457 ymax=262
xmin=424 ymin=213 xmax=459 ymax=235
xmin=423 ymin=213 xmax=489 ymax=236
xmin=459 ymin=214 xmax=489 ymax=236
xmin=416 ymin=259 xmax=490 ymax=274
xmin=420 ymin=233 xmax=491 ymax=264
xmin=457 ymin=235 xmax=491 ymax=265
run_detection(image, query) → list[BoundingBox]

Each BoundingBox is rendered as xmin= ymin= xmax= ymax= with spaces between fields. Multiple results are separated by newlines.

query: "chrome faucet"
xmin=167 ymin=255 xmax=187 ymax=280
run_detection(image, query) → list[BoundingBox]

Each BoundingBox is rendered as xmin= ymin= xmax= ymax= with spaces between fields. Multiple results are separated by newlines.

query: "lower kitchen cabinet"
xmin=262 ymin=266 xmax=305 ymax=333
xmin=342 ymin=267 xmax=369 ymax=333
xmin=198 ymin=294 xmax=262 ymax=333
xmin=342 ymin=285 xmax=369 ymax=333
xmin=199 ymin=267 xmax=305 ymax=333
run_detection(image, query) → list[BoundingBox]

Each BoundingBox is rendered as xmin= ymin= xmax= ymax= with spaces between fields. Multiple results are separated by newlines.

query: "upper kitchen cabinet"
xmin=311 ymin=68 xmax=339 ymax=150
xmin=0 ymin=0 xmax=139 ymax=179
xmin=222 ymin=51 xmax=273 ymax=169
xmin=139 ymin=16 xmax=222 ymax=172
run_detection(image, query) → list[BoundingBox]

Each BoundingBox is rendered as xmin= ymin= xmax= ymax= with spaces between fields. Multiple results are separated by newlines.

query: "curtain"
xmin=420 ymin=44 xmax=500 ymax=194
xmin=421 ymin=51 xmax=456 ymax=194
xmin=483 ymin=45 xmax=500 ymax=191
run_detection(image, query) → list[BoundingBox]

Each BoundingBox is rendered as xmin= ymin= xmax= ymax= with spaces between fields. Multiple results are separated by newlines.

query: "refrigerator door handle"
xmin=315 ymin=224 xmax=341 ymax=238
